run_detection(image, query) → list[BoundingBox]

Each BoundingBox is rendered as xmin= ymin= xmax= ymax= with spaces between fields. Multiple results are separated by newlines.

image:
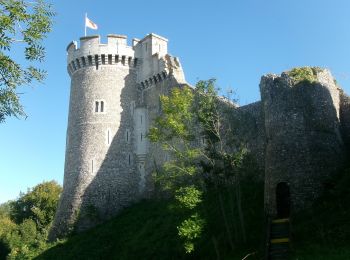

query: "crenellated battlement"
xmin=138 ymin=71 xmax=169 ymax=90
xmin=67 ymin=35 xmax=134 ymax=59
xmin=67 ymin=53 xmax=138 ymax=76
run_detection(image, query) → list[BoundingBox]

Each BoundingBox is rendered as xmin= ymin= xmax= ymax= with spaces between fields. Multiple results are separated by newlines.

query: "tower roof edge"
xmin=139 ymin=33 xmax=168 ymax=43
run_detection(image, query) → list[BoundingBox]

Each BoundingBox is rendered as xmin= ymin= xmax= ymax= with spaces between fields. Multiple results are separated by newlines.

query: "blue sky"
xmin=1 ymin=0 xmax=350 ymax=203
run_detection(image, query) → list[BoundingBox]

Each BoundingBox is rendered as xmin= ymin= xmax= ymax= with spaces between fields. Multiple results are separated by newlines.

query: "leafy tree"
xmin=0 ymin=215 xmax=16 ymax=259
xmin=0 ymin=0 xmax=55 ymax=122
xmin=0 ymin=181 xmax=61 ymax=259
xmin=148 ymin=80 xmax=247 ymax=253
xmin=0 ymin=201 xmax=12 ymax=218
xmin=10 ymin=180 xmax=62 ymax=231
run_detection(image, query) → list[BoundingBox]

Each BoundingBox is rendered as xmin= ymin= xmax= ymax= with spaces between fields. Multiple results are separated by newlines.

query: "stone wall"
xmin=260 ymin=69 xmax=346 ymax=216
xmin=231 ymin=101 xmax=266 ymax=172
xmin=340 ymin=91 xmax=350 ymax=148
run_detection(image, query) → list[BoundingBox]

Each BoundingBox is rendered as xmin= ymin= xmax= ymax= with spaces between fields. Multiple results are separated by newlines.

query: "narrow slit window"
xmin=95 ymin=55 xmax=99 ymax=69
xmin=115 ymin=55 xmax=119 ymax=63
xmin=88 ymin=55 xmax=93 ymax=65
xmin=141 ymin=133 xmax=143 ymax=141
xmin=100 ymin=101 xmax=104 ymax=112
xmin=81 ymin=57 xmax=86 ymax=67
xmin=95 ymin=101 xmax=99 ymax=112
xmin=101 ymin=54 xmax=105 ymax=65
xmin=126 ymin=130 xmax=129 ymax=142
xmin=128 ymin=154 xmax=131 ymax=165
xmin=107 ymin=130 xmax=110 ymax=144
xmin=128 ymin=57 xmax=132 ymax=65
xmin=134 ymin=58 xmax=138 ymax=67
xmin=140 ymin=115 xmax=143 ymax=125
xmin=122 ymin=56 xmax=126 ymax=65
xmin=76 ymin=59 xmax=81 ymax=69
xmin=108 ymin=54 xmax=112 ymax=64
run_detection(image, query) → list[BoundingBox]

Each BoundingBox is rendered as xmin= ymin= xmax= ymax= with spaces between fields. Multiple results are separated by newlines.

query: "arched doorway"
xmin=276 ymin=182 xmax=290 ymax=218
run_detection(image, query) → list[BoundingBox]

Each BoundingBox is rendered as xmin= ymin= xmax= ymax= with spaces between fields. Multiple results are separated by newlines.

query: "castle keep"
xmin=50 ymin=33 xmax=350 ymax=239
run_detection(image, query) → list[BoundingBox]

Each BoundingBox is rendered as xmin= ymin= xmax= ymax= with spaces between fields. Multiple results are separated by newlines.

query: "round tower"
xmin=260 ymin=68 xmax=345 ymax=218
xmin=50 ymin=35 xmax=139 ymax=239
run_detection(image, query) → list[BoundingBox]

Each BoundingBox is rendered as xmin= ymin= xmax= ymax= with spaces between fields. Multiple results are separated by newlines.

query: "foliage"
xmin=286 ymin=66 xmax=322 ymax=85
xmin=175 ymin=186 xmax=202 ymax=210
xmin=10 ymin=180 xmax=62 ymax=231
xmin=0 ymin=0 xmax=55 ymax=122
xmin=0 ymin=180 xmax=62 ymax=259
xmin=177 ymin=213 xmax=205 ymax=253
xmin=0 ymin=216 xmax=16 ymax=259
xmin=149 ymin=85 xmax=205 ymax=252
xmin=0 ymin=201 xmax=12 ymax=218
xmin=148 ymin=80 xmax=248 ymax=253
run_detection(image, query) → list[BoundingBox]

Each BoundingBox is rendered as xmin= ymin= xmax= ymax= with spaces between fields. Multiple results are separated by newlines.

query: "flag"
xmin=85 ymin=16 xmax=98 ymax=30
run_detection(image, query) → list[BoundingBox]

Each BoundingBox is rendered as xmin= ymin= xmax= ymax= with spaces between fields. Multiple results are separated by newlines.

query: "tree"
xmin=148 ymin=80 xmax=247 ymax=253
xmin=10 ymin=180 xmax=62 ymax=231
xmin=0 ymin=181 xmax=61 ymax=259
xmin=0 ymin=0 xmax=55 ymax=122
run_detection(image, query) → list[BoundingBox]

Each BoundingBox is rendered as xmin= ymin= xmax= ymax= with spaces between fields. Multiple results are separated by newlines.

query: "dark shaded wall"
xmin=260 ymin=70 xmax=346 ymax=217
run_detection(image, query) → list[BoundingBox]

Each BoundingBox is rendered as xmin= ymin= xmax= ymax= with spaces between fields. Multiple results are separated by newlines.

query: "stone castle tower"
xmin=50 ymin=33 xmax=350 ymax=240
xmin=50 ymin=33 xmax=187 ymax=239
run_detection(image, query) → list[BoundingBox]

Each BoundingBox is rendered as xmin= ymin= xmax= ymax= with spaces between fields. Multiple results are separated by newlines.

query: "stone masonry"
xmin=50 ymin=33 xmax=350 ymax=240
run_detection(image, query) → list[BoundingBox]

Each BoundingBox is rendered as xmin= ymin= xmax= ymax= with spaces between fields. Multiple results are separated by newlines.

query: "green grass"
xmin=36 ymin=174 xmax=264 ymax=260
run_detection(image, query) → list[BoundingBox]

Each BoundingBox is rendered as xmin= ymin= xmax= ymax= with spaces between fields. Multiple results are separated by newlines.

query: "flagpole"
xmin=84 ymin=13 xmax=87 ymax=36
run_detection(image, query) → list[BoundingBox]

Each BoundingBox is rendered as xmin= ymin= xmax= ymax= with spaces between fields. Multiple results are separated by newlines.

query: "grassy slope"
xmin=35 ymin=165 xmax=350 ymax=260
xmin=35 ymin=161 xmax=350 ymax=260
xmin=36 ymin=175 xmax=265 ymax=260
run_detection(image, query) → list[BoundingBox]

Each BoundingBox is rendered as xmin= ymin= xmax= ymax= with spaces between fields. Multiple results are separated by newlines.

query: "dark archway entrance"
xmin=276 ymin=182 xmax=290 ymax=218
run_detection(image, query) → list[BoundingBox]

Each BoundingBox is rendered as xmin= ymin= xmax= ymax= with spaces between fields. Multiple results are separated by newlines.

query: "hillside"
xmin=37 ymin=175 xmax=265 ymax=260
xmin=34 ymin=165 xmax=350 ymax=260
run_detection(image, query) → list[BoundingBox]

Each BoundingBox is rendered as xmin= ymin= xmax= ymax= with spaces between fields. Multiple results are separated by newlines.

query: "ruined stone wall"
xmin=260 ymin=69 xmax=346 ymax=216
xmin=232 ymin=102 xmax=266 ymax=172
xmin=340 ymin=91 xmax=350 ymax=149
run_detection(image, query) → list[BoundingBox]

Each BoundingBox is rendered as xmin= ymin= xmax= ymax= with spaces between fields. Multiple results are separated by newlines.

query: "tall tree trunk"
xmin=228 ymin=188 xmax=239 ymax=243
xmin=218 ymin=191 xmax=235 ymax=250
xmin=211 ymin=235 xmax=221 ymax=260
xmin=236 ymin=179 xmax=247 ymax=243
